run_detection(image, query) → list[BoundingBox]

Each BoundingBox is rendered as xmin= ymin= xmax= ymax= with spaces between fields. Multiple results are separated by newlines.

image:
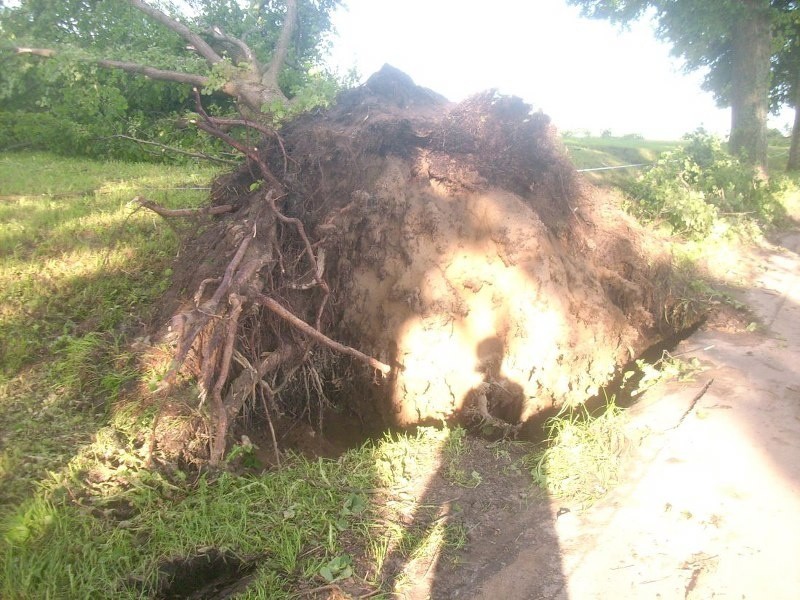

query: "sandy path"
xmin=462 ymin=232 xmax=800 ymax=599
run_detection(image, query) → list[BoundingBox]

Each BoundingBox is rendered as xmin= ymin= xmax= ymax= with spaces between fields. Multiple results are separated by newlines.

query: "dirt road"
xmin=426 ymin=232 xmax=800 ymax=599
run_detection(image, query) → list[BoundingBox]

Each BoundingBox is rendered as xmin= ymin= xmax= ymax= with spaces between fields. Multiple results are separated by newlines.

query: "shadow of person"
xmin=370 ymin=336 xmax=569 ymax=599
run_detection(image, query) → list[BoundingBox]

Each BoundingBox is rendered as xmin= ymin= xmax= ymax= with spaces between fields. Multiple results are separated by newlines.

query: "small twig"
xmin=133 ymin=195 xmax=234 ymax=217
xmin=668 ymin=379 xmax=714 ymax=430
xmin=258 ymin=294 xmax=392 ymax=375
xmin=105 ymin=134 xmax=239 ymax=164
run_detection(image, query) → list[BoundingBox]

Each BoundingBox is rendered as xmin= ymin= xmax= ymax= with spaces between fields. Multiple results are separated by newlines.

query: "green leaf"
xmin=319 ymin=566 xmax=334 ymax=582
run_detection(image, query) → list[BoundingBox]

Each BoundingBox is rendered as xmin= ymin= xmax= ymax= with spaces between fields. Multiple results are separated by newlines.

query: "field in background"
xmin=563 ymin=134 xmax=794 ymax=186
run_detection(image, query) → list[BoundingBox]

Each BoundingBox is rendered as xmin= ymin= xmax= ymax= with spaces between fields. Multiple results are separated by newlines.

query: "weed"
xmin=622 ymin=350 xmax=704 ymax=398
xmin=528 ymin=399 xmax=628 ymax=507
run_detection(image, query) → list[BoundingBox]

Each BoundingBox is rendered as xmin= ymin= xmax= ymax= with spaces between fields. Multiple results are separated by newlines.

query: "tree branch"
xmin=206 ymin=26 xmax=256 ymax=64
xmin=133 ymin=195 xmax=234 ymax=217
xmin=107 ymin=134 xmax=239 ymax=165
xmin=127 ymin=0 xmax=222 ymax=66
xmin=261 ymin=0 xmax=298 ymax=89
xmin=14 ymin=47 xmax=55 ymax=58
xmin=98 ymin=58 xmax=210 ymax=86
xmin=11 ymin=47 xmax=214 ymax=89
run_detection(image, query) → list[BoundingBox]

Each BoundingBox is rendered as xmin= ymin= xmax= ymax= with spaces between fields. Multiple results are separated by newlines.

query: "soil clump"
xmin=150 ymin=64 xmax=701 ymax=463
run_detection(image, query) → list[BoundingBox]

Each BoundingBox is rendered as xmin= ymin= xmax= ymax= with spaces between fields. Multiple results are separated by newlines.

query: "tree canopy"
xmin=0 ymin=0 xmax=343 ymax=159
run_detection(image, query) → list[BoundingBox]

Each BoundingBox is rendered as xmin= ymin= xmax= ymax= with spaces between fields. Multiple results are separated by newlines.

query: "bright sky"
xmin=326 ymin=0 xmax=792 ymax=141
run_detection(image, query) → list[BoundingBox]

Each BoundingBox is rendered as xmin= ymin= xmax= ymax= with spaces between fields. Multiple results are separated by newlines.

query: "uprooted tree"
xmin=5 ymin=1 xmax=706 ymax=467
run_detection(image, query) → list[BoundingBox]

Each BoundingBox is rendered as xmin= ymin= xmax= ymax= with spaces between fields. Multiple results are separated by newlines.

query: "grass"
xmin=528 ymin=399 xmax=629 ymax=507
xmin=562 ymin=133 xmax=799 ymax=188
xmin=0 ymin=156 xmax=483 ymax=598
xmin=0 ymin=152 xmax=219 ymax=506
xmin=562 ymin=135 xmax=681 ymax=187
xmin=4 ymin=135 xmax=789 ymax=596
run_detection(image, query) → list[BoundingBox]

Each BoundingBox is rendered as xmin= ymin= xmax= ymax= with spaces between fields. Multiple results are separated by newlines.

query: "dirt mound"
xmin=153 ymin=65 xmax=700 ymax=462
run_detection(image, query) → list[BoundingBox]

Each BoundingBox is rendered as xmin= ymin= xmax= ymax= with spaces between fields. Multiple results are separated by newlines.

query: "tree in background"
xmin=568 ymin=0 xmax=797 ymax=174
xmin=772 ymin=10 xmax=800 ymax=170
xmin=0 ymin=0 xmax=342 ymax=159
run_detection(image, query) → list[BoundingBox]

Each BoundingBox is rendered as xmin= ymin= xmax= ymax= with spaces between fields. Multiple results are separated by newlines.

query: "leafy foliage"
xmin=0 ymin=0 xmax=343 ymax=160
xmin=627 ymin=130 xmax=786 ymax=237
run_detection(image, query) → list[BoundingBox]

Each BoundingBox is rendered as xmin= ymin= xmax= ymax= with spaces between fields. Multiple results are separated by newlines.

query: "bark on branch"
xmin=261 ymin=0 xmax=297 ymax=89
xmin=99 ymin=59 xmax=211 ymax=86
xmin=207 ymin=26 xmax=256 ymax=64
xmin=11 ymin=47 xmax=212 ymax=88
xmin=127 ymin=0 xmax=222 ymax=66
xmin=257 ymin=294 xmax=392 ymax=375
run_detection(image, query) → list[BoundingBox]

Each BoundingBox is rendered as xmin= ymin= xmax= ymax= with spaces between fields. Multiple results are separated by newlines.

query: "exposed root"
xmin=464 ymin=383 xmax=523 ymax=439
xmin=144 ymin=91 xmax=392 ymax=465
xmin=258 ymin=294 xmax=392 ymax=375
xmin=209 ymin=294 xmax=243 ymax=465
xmin=142 ymin=66 xmax=703 ymax=466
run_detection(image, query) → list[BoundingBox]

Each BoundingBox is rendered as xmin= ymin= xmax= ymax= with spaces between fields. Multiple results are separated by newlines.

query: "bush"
xmin=627 ymin=130 xmax=785 ymax=237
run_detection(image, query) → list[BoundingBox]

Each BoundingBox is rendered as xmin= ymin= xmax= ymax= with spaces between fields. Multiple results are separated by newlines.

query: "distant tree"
xmin=568 ymin=0 xmax=797 ymax=174
xmin=771 ymin=11 xmax=800 ymax=170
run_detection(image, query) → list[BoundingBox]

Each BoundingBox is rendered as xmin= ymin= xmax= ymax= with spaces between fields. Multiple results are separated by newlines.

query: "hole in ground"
xmin=152 ymin=549 xmax=258 ymax=600
xmin=239 ymin=321 xmax=705 ymax=458
xmin=587 ymin=319 xmax=705 ymax=414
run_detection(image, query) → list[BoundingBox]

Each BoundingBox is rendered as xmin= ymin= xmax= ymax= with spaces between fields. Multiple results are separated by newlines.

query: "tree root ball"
xmin=160 ymin=65 xmax=702 ymax=456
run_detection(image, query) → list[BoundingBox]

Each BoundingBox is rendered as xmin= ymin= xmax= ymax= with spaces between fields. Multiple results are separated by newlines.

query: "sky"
xmin=325 ymin=0 xmax=793 ymax=141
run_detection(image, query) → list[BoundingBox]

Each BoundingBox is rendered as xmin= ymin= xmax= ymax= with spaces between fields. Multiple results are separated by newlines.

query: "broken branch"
xmin=108 ymin=135 xmax=238 ymax=165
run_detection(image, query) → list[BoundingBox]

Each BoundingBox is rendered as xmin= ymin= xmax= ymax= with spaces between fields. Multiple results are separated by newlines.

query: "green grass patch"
xmin=528 ymin=399 xmax=629 ymax=507
xmin=0 ymin=150 xmax=219 ymax=505
xmin=562 ymin=135 xmax=680 ymax=187
xmin=0 ymin=419 xmax=464 ymax=598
